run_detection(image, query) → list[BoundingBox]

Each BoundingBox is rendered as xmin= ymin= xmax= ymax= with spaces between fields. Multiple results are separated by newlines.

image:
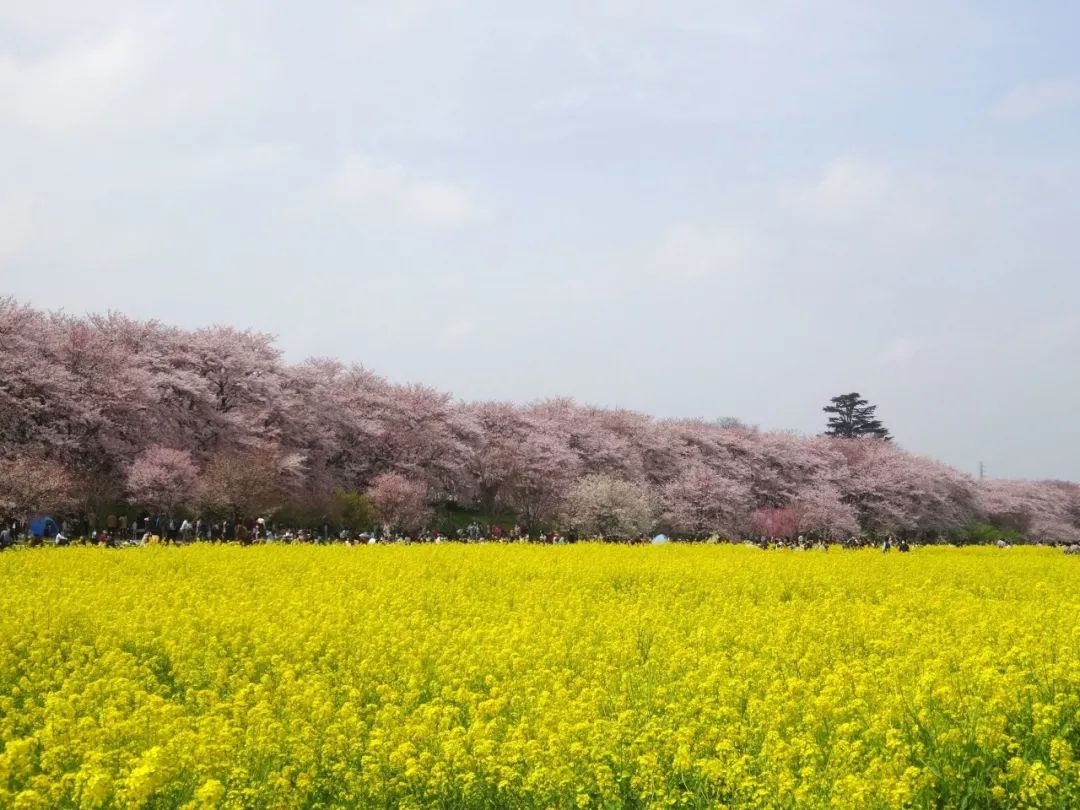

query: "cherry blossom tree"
xmin=792 ymin=485 xmax=860 ymax=540
xmin=495 ymin=411 xmax=582 ymax=530
xmin=200 ymin=446 xmax=305 ymax=519
xmin=44 ymin=312 xmax=159 ymax=470
xmin=0 ymin=298 xmax=77 ymax=457
xmin=460 ymin=401 xmax=526 ymax=513
xmin=661 ymin=464 xmax=750 ymax=538
xmin=186 ymin=326 xmax=287 ymax=451
xmin=562 ymin=475 xmax=656 ymax=539
xmin=126 ymin=447 xmax=201 ymax=515
xmin=378 ymin=383 xmax=475 ymax=497
xmin=368 ymin=473 xmax=431 ymax=535
xmin=136 ymin=323 xmax=234 ymax=453
xmin=750 ymin=507 xmax=799 ymax=539
xmin=284 ymin=359 xmax=391 ymax=491
xmin=835 ymin=439 xmax=979 ymax=536
xmin=2 ymin=296 xmax=1077 ymax=543
xmin=0 ymin=455 xmax=76 ymax=519
xmin=977 ymin=479 xmax=1080 ymax=544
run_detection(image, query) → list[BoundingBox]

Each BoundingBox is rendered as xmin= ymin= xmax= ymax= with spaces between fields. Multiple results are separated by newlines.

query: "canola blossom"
xmin=0 ymin=545 xmax=1078 ymax=809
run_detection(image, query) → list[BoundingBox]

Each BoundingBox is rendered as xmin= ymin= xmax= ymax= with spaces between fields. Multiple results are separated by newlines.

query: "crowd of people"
xmin=2 ymin=512 xmax=1023 ymax=553
xmin=0 ymin=515 xmax=627 ymax=548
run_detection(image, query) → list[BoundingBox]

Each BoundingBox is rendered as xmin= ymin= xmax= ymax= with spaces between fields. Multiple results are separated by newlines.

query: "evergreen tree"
xmin=823 ymin=393 xmax=891 ymax=440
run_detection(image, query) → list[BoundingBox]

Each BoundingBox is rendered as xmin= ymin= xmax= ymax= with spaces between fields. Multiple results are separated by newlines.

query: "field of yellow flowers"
xmin=0 ymin=545 xmax=1077 ymax=809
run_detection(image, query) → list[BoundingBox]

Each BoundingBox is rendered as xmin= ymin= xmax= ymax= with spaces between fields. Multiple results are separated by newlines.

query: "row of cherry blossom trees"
xmin=2 ymin=296 xmax=1078 ymax=541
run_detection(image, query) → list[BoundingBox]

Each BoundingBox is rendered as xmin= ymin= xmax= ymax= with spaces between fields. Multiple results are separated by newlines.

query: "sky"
xmin=2 ymin=1 xmax=1079 ymax=481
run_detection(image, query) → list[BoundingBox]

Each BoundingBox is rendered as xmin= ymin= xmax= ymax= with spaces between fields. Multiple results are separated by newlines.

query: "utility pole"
xmin=979 ymin=461 xmax=985 ymax=481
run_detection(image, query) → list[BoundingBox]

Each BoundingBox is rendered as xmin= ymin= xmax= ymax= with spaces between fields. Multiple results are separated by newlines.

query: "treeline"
xmin=1 ymin=296 xmax=1078 ymax=542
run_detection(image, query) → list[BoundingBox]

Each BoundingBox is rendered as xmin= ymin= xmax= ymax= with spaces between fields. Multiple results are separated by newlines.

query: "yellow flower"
xmin=194 ymin=778 xmax=225 ymax=806
xmin=0 ymin=545 xmax=1076 ymax=808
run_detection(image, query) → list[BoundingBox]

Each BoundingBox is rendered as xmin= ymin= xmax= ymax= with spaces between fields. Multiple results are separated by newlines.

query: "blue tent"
xmin=29 ymin=516 xmax=59 ymax=539
xmin=651 ymin=533 xmax=669 ymax=545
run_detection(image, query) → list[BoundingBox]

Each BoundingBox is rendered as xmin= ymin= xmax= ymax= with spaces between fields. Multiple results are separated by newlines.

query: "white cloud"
xmin=879 ymin=337 xmax=921 ymax=365
xmin=549 ymin=221 xmax=764 ymax=304
xmin=145 ymin=142 xmax=294 ymax=188
xmin=320 ymin=153 xmax=489 ymax=228
xmin=653 ymin=223 xmax=758 ymax=282
xmin=0 ymin=197 xmax=33 ymax=259
xmin=532 ymin=85 xmax=600 ymax=114
xmin=0 ymin=29 xmax=142 ymax=130
xmin=434 ymin=318 xmax=479 ymax=350
xmin=1035 ymin=314 xmax=1080 ymax=344
xmin=515 ymin=221 xmax=761 ymax=307
xmin=993 ymin=78 xmax=1080 ymax=121
xmin=789 ymin=157 xmax=892 ymax=223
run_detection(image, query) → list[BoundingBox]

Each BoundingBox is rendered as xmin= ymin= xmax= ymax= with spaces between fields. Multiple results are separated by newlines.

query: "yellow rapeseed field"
xmin=0 ymin=545 xmax=1077 ymax=809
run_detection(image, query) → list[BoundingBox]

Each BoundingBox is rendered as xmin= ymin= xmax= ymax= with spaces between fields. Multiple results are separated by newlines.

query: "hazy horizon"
xmin=3 ymin=2 xmax=1079 ymax=480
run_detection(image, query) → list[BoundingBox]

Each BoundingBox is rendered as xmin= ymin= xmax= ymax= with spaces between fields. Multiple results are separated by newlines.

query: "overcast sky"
xmin=2 ymin=1 xmax=1079 ymax=480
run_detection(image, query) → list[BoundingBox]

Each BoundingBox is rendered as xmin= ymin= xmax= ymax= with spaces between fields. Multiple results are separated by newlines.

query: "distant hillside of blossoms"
xmin=1 ymin=296 xmax=1077 ymax=542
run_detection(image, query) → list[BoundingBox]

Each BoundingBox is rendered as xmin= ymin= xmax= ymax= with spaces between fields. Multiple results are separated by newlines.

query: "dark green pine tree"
xmin=823 ymin=393 xmax=891 ymax=440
